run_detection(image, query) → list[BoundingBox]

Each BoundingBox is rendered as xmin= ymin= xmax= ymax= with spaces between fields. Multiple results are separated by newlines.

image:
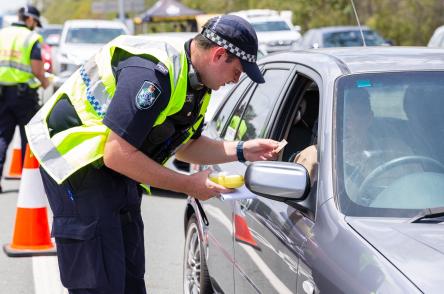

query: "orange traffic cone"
xmin=234 ymin=203 xmax=257 ymax=247
xmin=5 ymin=126 xmax=22 ymax=179
xmin=3 ymin=144 xmax=56 ymax=257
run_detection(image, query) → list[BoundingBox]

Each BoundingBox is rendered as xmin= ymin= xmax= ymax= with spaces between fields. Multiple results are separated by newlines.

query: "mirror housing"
xmin=245 ymin=161 xmax=309 ymax=202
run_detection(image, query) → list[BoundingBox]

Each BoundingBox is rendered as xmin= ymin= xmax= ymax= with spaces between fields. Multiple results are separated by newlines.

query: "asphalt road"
xmin=0 ymin=176 xmax=187 ymax=294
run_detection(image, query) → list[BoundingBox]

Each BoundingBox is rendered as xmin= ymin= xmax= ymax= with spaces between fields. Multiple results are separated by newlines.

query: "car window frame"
xmin=211 ymin=75 xmax=254 ymax=136
xmin=221 ymin=62 xmax=295 ymax=142
xmin=270 ymin=64 xmax=323 ymax=220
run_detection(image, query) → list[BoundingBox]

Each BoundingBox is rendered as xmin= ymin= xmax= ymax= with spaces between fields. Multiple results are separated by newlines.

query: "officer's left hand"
xmin=243 ymin=139 xmax=280 ymax=161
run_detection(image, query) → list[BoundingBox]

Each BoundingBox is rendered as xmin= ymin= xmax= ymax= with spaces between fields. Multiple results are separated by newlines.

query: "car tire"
xmin=183 ymin=215 xmax=212 ymax=294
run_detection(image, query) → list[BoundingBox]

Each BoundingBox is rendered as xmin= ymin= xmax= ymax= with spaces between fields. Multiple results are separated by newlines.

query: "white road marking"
xmin=32 ymin=256 xmax=68 ymax=294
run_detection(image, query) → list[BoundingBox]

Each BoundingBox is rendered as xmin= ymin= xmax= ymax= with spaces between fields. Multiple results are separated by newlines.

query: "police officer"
xmin=0 ymin=5 xmax=49 ymax=192
xmin=26 ymin=15 xmax=278 ymax=294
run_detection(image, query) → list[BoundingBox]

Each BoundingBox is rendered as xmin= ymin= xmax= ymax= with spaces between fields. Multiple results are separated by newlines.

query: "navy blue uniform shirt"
xmin=103 ymin=44 xmax=207 ymax=160
xmin=103 ymin=54 xmax=171 ymax=149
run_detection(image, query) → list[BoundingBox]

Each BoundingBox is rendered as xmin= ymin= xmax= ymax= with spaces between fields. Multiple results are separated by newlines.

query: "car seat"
xmin=403 ymin=85 xmax=444 ymax=161
xmin=284 ymin=87 xmax=319 ymax=161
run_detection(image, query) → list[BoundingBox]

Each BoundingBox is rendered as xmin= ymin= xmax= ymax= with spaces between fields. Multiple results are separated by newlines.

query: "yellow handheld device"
xmin=209 ymin=173 xmax=244 ymax=189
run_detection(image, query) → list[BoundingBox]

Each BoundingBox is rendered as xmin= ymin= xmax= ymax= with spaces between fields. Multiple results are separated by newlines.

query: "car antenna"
xmin=350 ymin=0 xmax=367 ymax=47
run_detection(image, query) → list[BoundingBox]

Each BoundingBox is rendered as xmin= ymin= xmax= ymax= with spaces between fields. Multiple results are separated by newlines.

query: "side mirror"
xmin=245 ymin=161 xmax=309 ymax=202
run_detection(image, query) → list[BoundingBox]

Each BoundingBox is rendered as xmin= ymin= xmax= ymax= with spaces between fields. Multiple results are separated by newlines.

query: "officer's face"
xmin=204 ymin=49 xmax=243 ymax=90
xmin=25 ymin=17 xmax=38 ymax=30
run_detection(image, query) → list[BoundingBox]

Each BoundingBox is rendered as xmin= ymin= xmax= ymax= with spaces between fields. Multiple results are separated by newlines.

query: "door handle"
xmin=302 ymin=280 xmax=315 ymax=294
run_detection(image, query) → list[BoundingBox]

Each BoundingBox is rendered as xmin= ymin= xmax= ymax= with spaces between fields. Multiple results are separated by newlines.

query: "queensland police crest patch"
xmin=135 ymin=81 xmax=161 ymax=110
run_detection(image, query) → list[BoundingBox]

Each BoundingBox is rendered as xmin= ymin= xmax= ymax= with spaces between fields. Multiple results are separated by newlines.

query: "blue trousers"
xmin=0 ymin=85 xmax=39 ymax=178
xmin=40 ymin=165 xmax=147 ymax=294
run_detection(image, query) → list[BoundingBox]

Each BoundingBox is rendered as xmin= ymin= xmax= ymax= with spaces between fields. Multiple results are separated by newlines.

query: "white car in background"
xmin=428 ymin=25 xmax=444 ymax=48
xmin=230 ymin=9 xmax=301 ymax=53
xmin=54 ymin=19 xmax=129 ymax=86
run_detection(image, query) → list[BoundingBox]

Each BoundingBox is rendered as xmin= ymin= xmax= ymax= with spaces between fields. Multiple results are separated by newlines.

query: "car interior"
xmin=280 ymin=78 xmax=319 ymax=164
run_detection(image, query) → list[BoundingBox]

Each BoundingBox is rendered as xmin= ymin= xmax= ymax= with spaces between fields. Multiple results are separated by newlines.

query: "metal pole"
xmin=118 ymin=0 xmax=125 ymax=24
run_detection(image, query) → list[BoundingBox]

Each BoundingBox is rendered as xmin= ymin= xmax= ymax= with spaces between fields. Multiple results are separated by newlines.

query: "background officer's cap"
xmin=19 ymin=5 xmax=42 ymax=28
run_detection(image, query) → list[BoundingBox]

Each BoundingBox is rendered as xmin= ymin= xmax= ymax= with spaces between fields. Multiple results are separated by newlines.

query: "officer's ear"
xmin=211 ymin=46 xmax=226 ymax=63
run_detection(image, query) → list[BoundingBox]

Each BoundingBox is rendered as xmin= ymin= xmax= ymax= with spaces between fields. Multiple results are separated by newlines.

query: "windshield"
xmin=251 ymin=21 xmax=291 ymax=32
xmin=66 ymin=28 xmax=126 ymax=44
xmin=336 ymin=72 xmax=444 ymax=218
xmin=324 ymin=30 xmax=386 ymax=47
xmin=40 ymin=28 xmax=62 ymax=41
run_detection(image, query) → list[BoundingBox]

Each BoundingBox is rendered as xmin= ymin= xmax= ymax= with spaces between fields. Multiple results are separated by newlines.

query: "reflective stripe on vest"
xmin=0 ymin=26 xmax=42 ymax=87
xmin=26 ymin=35 xmax=210 ymax=184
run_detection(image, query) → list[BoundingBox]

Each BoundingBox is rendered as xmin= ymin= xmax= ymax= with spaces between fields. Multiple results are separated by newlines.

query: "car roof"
xmin=63 ymin=19 xmax=128 ymax=29
xmin=41 ymin=24 xmax=63 ymax=29
xmin=230 ymin=10 xmax=288 ymax=23
xmin=262 ymin=47 xmax=444 ymax=75
xmin=246 ymin=16 xmax=289 ymax=23
xmin=140 ymin=32 xmax=196 ymax=51
xmin=309 ymin=26 xmax=372 ymax=33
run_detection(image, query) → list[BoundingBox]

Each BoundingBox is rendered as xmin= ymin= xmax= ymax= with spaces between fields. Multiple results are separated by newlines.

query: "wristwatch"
xmin=236 ymin=141 xmax=246 ymax=162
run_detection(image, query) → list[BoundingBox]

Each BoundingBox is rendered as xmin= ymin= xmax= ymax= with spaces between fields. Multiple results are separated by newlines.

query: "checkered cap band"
xmin=202 ymin=28 xmax=256 ymax=63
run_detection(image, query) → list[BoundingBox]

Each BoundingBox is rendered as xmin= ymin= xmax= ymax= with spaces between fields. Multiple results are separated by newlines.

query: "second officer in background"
xmin=0 ymin=5 xmax=49 ymax=192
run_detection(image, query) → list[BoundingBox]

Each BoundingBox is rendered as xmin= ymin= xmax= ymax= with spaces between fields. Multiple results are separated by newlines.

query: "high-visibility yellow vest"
xmin=0 ymin=25 xmax=42 ymax=88
xmin=26 ymin=35 xmax=210 ymax=185
xmin=229 ymin=115 xmax=248 ymax=140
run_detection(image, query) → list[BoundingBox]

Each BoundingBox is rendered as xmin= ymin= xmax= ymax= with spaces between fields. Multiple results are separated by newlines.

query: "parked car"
xmin=0 ymin=13 xmax=17 ymax=28
xmin=38 ymin=25 xmax=63 ymax=73
xmin=298 ymin=26 xmax=390 ymax=49
xmin=428 ymin=25 xmax=444 ymax=48
xmin=230 ymin=9 xmax=301 ymax=53
xmin=183 ymin=47 xmax=444 ymax=293
xmin=39 ymin=24 xmax=63 ymax=45
xmin=53 ymin=19 xmax=129 ymax=86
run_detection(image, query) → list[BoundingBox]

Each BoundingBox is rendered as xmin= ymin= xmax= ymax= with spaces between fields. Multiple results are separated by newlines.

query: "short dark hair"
xmin=18 ymin=7 xmax=28 ymax=22
xmin=193 ymin=33 xmax=216 ymax=50
xmin=193 ymin=33 xmax=237 ymax=63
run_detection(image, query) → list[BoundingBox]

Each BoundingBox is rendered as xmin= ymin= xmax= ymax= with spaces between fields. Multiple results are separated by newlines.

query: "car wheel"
xmin=183 ymin=215 xmax=212 ymax=294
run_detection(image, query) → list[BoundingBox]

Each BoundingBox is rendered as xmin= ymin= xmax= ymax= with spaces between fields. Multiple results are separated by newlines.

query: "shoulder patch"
xmin=135 ymin=81 xmax=162 ymax=110
xmin=155 ymin=62 xmax=168 ymax=75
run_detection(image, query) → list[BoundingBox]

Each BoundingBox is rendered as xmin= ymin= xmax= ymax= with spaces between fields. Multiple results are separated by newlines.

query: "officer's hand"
xmin=243 ymin=139 xmax=280 ymax=161
xmin=44 ymin=72 xmax=55 ymax=84
xmin=187 ymin=169 xmax=233 ymax=201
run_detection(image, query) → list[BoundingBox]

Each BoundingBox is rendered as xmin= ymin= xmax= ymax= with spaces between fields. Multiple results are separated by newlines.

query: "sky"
xmin=0 ymin=0 xmax=27 ymax=14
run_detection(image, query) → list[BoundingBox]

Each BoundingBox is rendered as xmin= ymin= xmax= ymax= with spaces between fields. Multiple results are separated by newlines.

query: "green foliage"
xmin=40 ymin=0 xmax=444 ymax=45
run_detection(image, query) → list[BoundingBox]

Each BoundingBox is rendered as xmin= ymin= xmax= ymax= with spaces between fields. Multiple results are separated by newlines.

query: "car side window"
xmin=214 ymin=77 xmax=251 ymax=136
xmin=226 ymin=69 xmax=290 ymax=141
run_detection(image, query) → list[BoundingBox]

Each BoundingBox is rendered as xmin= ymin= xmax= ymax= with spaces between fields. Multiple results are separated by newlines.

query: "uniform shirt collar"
xmin=183 ymin=39 xmax=210 ymax=95
xmin=12 ymin=22 xmax=28 ymax=28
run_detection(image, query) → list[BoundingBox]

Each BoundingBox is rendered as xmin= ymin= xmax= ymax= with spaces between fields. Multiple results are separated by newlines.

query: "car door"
xmin=232 ymin=67 xmax=323 ymax=294
xmin=215 ymin=62 xmax=298 ymax=293
xmin=201 ymin=76 xmax=253 ymax=294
